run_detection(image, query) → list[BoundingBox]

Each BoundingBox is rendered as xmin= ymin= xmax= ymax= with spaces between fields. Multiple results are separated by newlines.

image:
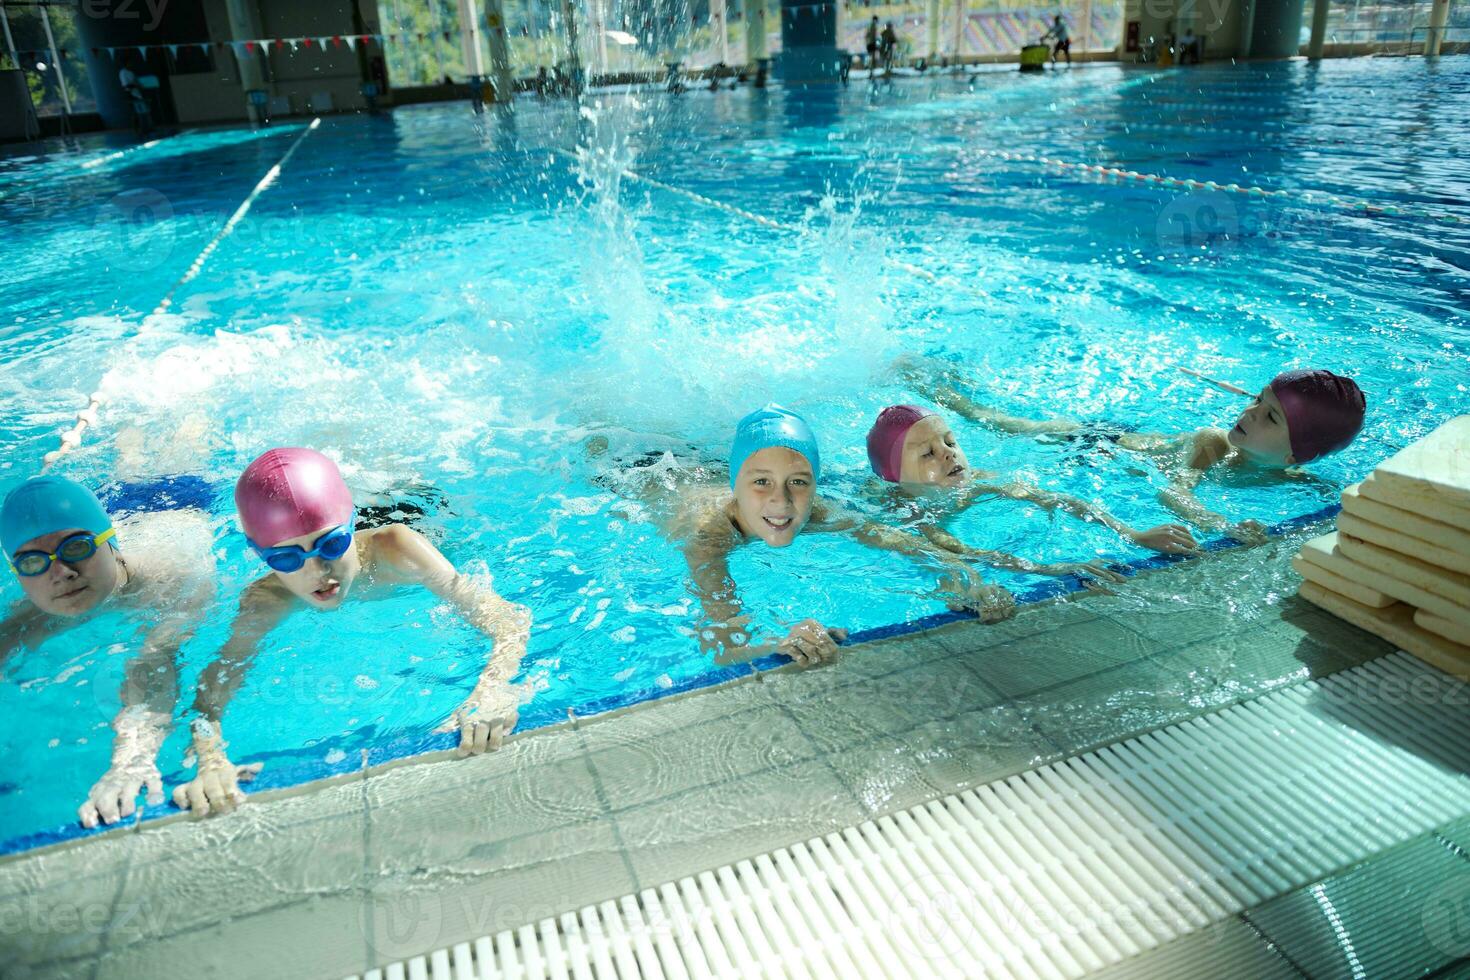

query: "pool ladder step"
xmin=347 ymin=651 xmax=1470 ymax=979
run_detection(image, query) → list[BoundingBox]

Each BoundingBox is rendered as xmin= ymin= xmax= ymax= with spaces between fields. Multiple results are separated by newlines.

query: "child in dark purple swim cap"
xmin=899 ymin=358 xmax=1366 ymax=546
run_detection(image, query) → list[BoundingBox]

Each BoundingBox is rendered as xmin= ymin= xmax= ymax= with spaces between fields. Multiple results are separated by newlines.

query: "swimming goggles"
xmin=249 ymin=524 xmax=354 ymax=573
xmin=10 ymin=528 xmax=116 ymax=577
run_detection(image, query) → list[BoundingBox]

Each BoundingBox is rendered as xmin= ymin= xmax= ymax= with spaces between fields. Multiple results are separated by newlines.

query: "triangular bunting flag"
xmin=318 ymin=36 xmax=331 ymax=48
xmin=244 ymin=40 xmax=257 ymax=53
xmin=231 ymin=40 xmax=248 ymax=59
xmin=273 ymin=38 xmax=285 ymax=50
xmin=331 ymin=35 xmax=343 ymax=48
xmin=345 ymin=36 xmax=358 ymax=51
xmin=136 ymin=45 xmax=148 ymax=57
xmin=104 ymin=46 xmax=116 ymax=59
xmin=167 ymin=44 xmax=179 ymax=58
xmin=288 ymin=38 xmax=300 ymax=51
xmin=198 ymin=42 xmax=211 ymax=54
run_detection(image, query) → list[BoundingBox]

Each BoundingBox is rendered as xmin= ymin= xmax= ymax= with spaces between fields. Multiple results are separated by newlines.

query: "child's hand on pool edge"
xmin=1028 ymin=560 xmax=1127 ymax=585
xmin=778 ymin=620 xmax=846 ymax=667
xmin=939 ymin=571 xmax=1017 ymax=624
xmin=1225 ymin=519 xmax=1271 ymax=546
xmin=438 ymin=679 xmax=525 ymax=755
xmin=171 ymin=731 xmax=262 ymax=818
xmin=1129 ymin=524 xmax=1199 ymax=555
xmin=78 ymin=708 xmax=169 ymax=828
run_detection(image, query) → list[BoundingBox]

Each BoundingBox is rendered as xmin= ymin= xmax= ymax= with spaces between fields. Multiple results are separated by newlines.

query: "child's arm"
xmin=682 ymin=513 xmax=845 ymax=667
xmin=912 ymin=522 xmax=1126 ymax=585
xmin=0 ymin=602 xmax=64 ymax=670
xmin=79 ymin=583 xmax=206 ymax=828
xmin=847 ymin=519 xmax=1020 ymax=621
xmin=172 ymin=582 xmax=288 ymax=817
xmin=372 ymin=525 xmax=532 ymax=755
xmin=896 ymin=356 xmax=1083 ymax=438
xmin=968 ymin=479 xmax=1198 ymax=555
xmin=1159 ymin=465 xmax=1270 ymax=546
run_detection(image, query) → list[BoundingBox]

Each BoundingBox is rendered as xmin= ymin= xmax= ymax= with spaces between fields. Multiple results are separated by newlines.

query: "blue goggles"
xmin=249 ymin=524 xmax=353 ymax=573
xmin=10 ymin=528 xmax=116 ymax=577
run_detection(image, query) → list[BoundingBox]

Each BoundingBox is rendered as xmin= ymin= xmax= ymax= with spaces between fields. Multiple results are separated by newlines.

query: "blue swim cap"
xmin=729 ymin=404 xmax=822 ymax=489
xmin=1 ymin=476 xmax=113 ymax=560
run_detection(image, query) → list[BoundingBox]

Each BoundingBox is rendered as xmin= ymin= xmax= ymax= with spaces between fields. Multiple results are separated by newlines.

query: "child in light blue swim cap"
xmin=1 ymin=474 xmax=215 ymax=830
xmin=661 ymin=405 xmax=1022 ymax=666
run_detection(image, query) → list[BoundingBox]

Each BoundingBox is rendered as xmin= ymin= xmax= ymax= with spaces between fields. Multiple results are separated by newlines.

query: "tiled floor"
xmin=0 ymin=522 xmax=1404 ymax=979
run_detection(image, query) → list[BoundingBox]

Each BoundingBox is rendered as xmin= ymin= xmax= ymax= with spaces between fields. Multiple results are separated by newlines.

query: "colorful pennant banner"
xmin=78 ymin=34 xmax=404 ymax=63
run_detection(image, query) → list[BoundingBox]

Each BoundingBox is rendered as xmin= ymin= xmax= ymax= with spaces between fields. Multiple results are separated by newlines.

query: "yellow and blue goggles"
xmin=10 ymin=528 xmax=116 ymax=577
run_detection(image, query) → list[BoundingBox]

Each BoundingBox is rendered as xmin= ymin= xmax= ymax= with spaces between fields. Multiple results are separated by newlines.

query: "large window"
xmin=1305 ymin=0 xmax=1469 ymax=46
xmin=837 ymin=0 xmax=1119 ymax=62
xmin=1 ymin=0 xmax=96 ymax=116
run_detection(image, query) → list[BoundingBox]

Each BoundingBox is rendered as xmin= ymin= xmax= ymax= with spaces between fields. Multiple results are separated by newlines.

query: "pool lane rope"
xmin=976 ymin=147 xmax=1466 ymax=225
xmin=41 ymin=118 xmax=321 ymax=471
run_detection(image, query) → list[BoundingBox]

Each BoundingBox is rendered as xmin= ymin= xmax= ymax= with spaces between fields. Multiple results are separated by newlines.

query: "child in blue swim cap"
xmin=652 ymin=405 xmax=1023 ymax=666
xmin=1 ymin=475 xmax=215 ymax=829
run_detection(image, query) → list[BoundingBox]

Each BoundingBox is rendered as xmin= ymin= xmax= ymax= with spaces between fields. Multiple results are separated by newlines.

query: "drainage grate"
xmin=348 ymin=652 xmax=1470 ymax=979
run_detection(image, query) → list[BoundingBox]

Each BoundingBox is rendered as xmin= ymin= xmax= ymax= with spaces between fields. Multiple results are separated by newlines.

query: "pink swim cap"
xmin=1270 ymin=370 xmax=1366 ymax=464
xmin=867 ymin=405 xmax=936 ymax=482
xmin=235 ymin=448 xmax=354 ymax=547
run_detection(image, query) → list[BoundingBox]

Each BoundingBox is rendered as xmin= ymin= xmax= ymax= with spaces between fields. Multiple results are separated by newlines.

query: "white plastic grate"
xmin=347 ymin=652 xmax=1470 ymax=979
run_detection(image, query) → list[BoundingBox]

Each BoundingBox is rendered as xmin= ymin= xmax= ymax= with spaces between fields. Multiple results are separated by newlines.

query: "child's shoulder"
xmin=358 ymin=522 xmax=433 ymax=566
xmin=1187 ymin=427 xmax=1233 ymax=469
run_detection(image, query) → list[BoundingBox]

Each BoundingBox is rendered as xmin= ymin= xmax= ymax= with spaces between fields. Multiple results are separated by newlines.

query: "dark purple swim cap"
xmin=1270 ymin=370 xmax=1366 ymax=464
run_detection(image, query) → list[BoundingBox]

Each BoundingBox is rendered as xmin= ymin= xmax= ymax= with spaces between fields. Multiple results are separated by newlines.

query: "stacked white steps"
xmin=1295 ymin=416 xmax=1470 ymax=678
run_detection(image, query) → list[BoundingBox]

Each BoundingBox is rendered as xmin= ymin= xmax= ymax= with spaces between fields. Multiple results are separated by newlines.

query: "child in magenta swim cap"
xmin=901 ymin=358 xmax=1366 ymax=546
xmin=174 ymin=448 xmax=532 ymax=819
xmin=865 ymin=405 xmax=1197 ymax=563
xmin=637 ymin=405 xmax=1031 ymax=667
xmin=2 ymin=475 xmax=217 ymax=829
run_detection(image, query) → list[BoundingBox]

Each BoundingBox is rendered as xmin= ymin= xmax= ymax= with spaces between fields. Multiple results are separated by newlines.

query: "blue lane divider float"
xmin=0 ymin=499 xmax=1344 ymax=857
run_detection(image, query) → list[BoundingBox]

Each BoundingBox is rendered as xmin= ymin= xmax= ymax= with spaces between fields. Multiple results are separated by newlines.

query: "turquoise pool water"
xmin=0 ymin=56 xmax=1466 ymax=851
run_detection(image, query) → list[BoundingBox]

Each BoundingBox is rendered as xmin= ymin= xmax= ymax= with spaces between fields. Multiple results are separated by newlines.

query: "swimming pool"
xmin=1 ymin=55 xmax=1466 ymax=854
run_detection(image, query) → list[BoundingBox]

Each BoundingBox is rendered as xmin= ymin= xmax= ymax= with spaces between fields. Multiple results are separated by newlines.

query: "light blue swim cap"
xmin=729 ymin=404 xmax=822 ymax=489
xmin=1 ymin=476 xmax=113 ymax=559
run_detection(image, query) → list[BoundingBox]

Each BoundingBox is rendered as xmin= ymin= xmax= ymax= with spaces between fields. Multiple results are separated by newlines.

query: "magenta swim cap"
xmin=235 ymin=448 xmax=354 ymax=548
xmin=1270 ymin=370 xmax=1367 ymax=464
xmin=867 ymin=405 xmax=936 ymax=482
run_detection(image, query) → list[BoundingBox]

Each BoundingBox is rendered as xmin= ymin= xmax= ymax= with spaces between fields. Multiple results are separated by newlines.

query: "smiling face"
xmin=1227 ymin=385 xmax=1297 ymax=466
xmin=896 ymin=415 xmax=970 ymax=487
xmin=13 ymin=529 xmax=121 ymax=617
xmin=732 ymin=447 xmax=816 ymax=548
xmin=265 ymin=523 xmax=361 ymax=609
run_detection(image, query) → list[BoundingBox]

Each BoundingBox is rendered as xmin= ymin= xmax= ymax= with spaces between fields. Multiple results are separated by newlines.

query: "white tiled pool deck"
xmin=0 ymin=521 xmax=1397 ymax=979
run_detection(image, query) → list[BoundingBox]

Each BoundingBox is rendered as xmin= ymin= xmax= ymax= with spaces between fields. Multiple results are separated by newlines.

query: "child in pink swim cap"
xmin=900 ymin=357 xmax=1366 ymax=546
xmin=174 ymin=448 xmax=532 ymax=819
xmin=865 ymin=405 xmax=1197 ymax=568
